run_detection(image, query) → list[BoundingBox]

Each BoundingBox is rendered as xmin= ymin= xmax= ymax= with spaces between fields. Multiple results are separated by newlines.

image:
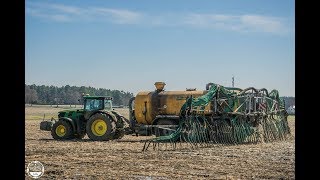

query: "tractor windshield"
xmin=104 ymin=100 xmax=112 ymax=110
xmin=84 ymin=99 xmax=104 ymax=111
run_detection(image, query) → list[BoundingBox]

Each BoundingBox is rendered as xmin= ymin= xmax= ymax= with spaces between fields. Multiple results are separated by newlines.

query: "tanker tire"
xmin=51 ymin=120 xmax=75 ymax=140
xmin=155 ymin=119 xmax=177 ymax=137
xmin=86 ymin=113 xmax=116 ymax=141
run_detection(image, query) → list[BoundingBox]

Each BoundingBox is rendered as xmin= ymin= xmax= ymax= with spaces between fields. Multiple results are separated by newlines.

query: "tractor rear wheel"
xmin=113 ymin=129 xmax=125 ymax=139
xmin=86 ymin=113 xmax=116 ymax=141
xmin=51 ymin=120 xmax=74 ymax=140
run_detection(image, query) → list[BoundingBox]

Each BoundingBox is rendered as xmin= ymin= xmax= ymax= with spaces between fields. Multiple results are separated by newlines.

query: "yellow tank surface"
xmin=134 ymin=83 xmax=211 ymax=125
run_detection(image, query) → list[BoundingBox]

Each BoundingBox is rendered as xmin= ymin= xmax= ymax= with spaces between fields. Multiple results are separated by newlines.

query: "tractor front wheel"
xmin=51 ymin=120 xmax=74 ymax=140
xmin=86 ymin=113 xmax=116 ymax=141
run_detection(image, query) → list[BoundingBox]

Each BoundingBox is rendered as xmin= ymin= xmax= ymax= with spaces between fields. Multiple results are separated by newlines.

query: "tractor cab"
xmin=83 ymin=96 xmax=113 ymax=111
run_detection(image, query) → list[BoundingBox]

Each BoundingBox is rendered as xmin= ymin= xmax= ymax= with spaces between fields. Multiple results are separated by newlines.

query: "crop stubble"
xmin=25 ymin=106 xmax=295 ymax=179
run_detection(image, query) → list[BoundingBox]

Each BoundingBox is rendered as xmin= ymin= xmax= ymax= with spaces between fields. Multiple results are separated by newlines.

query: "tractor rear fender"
xmin=90 ymin=111 xmax=117 ymax=123
xmin=59 ymin=117 xmax=76 ymax=132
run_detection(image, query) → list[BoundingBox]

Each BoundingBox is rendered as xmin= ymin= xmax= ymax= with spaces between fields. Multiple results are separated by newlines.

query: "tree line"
xmin=25 ymin=84 xmax=134 ymax=106
xmin=25 ymin=84 xmax=294 ymax=110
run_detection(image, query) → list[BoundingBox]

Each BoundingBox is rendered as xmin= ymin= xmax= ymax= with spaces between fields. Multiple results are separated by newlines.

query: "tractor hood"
xmin=58 ymin=109 xmax=85 ymax=118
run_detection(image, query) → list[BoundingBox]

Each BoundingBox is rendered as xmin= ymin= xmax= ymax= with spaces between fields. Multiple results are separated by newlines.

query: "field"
xmin=25 ymin=105 xmax=295 ymax=179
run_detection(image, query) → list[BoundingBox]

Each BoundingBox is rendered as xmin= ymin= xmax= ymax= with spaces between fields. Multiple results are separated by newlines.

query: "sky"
xmin=25 ymin=0 xmax=295 ymax=96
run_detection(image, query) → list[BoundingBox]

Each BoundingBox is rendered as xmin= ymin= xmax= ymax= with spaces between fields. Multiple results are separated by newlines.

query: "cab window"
xmin=84 ymin=99 xmax=103 ymax=111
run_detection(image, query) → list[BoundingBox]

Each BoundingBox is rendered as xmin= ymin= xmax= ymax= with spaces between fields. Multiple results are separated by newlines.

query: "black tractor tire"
xmin=154 ymin=119 xmax=178 ymax=137
xmin=51 ymin=120 xmax=75 ymax=140
xmin=113 ymin=129 xmax=125 ymax=139
xmin=86 ymin=113 xmax=116 ymax=141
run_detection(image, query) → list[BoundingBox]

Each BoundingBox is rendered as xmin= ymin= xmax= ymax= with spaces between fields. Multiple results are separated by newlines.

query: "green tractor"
xmin=40 ymin=95 xmax=130 ymax=141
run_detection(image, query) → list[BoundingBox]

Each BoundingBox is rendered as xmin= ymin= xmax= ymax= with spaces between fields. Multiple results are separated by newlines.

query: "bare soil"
xmin=25 ymin=106 xmax=295 ymax=179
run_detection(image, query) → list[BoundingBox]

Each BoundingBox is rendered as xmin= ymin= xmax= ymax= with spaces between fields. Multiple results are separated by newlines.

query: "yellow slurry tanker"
xmin=129 ymin=82 xmax=211 ymax=136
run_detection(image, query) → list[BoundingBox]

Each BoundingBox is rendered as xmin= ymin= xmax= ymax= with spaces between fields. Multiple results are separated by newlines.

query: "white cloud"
xmin=26 ymin=2 xmax=290 ymax=34
xmin=240 ymin=15 xmax=286 ymax=33
xmin=26 ymin=7 xmax=72 ymax=22
xmin=183 ymin=14 xmax=238 ymax=28
xmin=26 ymin=2 xmax=142 ymax=23
xmin=48 ymin=4 xmax=83 ymax=15
xmin=91 ymin=8 xmax=142 ymax=24
xmin=183 ymin=13 xmax=288 ymax=34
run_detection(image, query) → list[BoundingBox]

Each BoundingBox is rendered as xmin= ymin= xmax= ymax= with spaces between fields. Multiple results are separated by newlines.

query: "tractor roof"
xmin=83 ymin=96 xmax=113 ymax=100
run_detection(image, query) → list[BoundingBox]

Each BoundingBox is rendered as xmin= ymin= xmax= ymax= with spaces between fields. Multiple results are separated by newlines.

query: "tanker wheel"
xmin=155 ymin=119 xmax=177 ymax=137
xmin=86 ymin=113 xmax=116 ymax=141
xmin=51 ymin=120 xmax=75 ymax=140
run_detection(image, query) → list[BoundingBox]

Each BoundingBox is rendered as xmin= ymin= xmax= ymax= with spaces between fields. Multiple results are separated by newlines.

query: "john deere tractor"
xmin=40 ymin=95 xmax=130 ymax=141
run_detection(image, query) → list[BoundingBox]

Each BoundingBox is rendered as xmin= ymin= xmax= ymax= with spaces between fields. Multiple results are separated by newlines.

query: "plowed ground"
xmin=25 ymin=106 xmax=295 ymax=179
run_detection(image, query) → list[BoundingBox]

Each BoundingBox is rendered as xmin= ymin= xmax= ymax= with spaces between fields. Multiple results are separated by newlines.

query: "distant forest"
xmin=25 ymin=84 xmax=134 ymax=106
xmin=25 ymin=84 xmax=295 ymax=109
